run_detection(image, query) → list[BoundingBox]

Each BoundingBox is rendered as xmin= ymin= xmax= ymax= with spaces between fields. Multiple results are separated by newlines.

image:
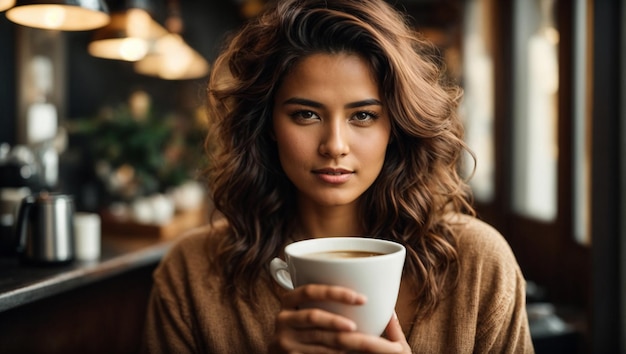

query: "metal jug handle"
xmin=15 ymin=194 xmax=35 ymax=254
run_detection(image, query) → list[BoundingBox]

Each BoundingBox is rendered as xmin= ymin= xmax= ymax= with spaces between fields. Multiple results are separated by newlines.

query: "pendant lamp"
xmin=0 ymin=0 xmax=15 ymax=12
xmin=88 ymin=8 xmax=167 ymax=62
xmin=6 ymin=0 xmax=110 ymax=31
xmin=133 ymin=0 xmax=209 ymax=80
xmin=134 ymin=33 xmax=209 ymax=80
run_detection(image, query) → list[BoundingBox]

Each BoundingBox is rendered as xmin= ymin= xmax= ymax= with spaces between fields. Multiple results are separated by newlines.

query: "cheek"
xmin=356 ymin=131 xmax=390 ymax=160
xmin=278 ymin=141 xmax=303 ymax=162
xmin=275 ymin=130 xmax=311 ymax=168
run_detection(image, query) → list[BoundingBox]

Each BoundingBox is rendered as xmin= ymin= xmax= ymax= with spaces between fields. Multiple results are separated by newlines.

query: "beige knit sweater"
xmin=141 ymin=215 xmax=534 ymax=353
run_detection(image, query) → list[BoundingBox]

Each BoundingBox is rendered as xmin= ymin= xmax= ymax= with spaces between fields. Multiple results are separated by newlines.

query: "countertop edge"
xmin=0 ymin=241 xmax=171 ymax=313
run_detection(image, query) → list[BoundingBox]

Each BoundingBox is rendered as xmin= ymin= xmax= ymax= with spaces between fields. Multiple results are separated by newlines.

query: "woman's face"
xmin=272 ymin=53 xmax=391 ymax=210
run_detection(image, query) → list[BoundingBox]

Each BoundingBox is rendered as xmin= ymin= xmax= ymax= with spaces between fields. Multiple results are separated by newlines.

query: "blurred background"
xmin=0 ymin=0 xmax=623 ymax=353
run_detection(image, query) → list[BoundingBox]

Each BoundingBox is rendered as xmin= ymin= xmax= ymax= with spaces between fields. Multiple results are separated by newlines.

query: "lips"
xmin=313 ymin=168 xmax=353 ymax=175
xmin=312 ymin=168 xmax=354 ymax=184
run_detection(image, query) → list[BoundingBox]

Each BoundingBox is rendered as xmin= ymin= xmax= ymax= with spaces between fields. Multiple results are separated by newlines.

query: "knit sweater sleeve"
xmin=141 ymin=222 xmax=229 ymax=354
xmin=140 ymin=233 xmax=198 ymax=354
xmin=140 ymin=222 xmax=278 ymax=354
xmin=407 ymin=216 xmax=534 ymax=353
xmin=474 ymin=261 xmax=533 ymax=353
xmin=460 ymin=217 xmax=535 ymax=353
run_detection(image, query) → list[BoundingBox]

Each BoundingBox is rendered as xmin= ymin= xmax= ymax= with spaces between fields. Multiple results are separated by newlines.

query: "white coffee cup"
xmin=269 ymin=237 xmax=406 ymax=336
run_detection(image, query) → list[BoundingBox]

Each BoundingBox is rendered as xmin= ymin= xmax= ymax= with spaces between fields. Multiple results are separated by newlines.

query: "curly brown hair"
xmin=205 ymin=0 xmax=474 ymax=317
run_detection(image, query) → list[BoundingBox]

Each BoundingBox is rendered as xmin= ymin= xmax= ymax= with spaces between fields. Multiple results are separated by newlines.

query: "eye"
xmin=351 ymin=111 xmax=380 ymax=125
xmin=289 ymin=110 xmax=320 ymax=122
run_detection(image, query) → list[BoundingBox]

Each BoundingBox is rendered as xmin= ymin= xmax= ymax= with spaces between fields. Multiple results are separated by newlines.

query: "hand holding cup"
xmin=269 ymin=237 xmax=406 ymax=336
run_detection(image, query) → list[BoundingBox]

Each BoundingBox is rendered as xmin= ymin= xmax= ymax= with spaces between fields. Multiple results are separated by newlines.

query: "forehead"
xmin=275 ymin=52 xmax=380 ymax=99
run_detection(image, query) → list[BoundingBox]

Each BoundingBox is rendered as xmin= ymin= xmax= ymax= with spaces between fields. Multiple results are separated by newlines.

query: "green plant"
xmin=72 ymin=91 xmax=207 ymax=202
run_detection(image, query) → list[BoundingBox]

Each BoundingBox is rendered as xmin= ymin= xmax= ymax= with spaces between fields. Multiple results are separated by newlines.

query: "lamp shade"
xmin=88 ymin=9 xmax=167 ymax=62
xmin=6 ymin=0 xmax=110 ymax=31
xmin=132 ymin=0 xmax=209 ymax=80
xmin=0 ymin=0 xmax=15 ymax=12
xmin=134 ymin=33 xmax=209 ymax=80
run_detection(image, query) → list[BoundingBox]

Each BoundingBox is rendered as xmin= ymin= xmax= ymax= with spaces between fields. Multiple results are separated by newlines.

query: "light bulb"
xmin=42 ymin=5 xmax=66 ymax=29
xmin=119 ymin=37 xmax=149 ymax=61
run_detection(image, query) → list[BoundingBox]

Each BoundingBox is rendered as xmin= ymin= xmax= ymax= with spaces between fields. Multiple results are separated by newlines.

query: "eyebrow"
xmin=282 ymin=97 xmax=382 ymax=109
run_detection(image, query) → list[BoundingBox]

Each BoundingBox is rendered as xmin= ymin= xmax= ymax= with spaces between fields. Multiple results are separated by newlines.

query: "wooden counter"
xmin=0 ymin=235 xmax=172 ymax=312
xmin=0 ymin=234 xmax=175 ymax=354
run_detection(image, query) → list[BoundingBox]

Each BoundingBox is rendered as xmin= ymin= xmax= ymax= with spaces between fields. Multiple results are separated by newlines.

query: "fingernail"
xmin=353 ymin=293 xmax=367 ymax=304
xmin=348 ymin=321 xmax=358 ymax=331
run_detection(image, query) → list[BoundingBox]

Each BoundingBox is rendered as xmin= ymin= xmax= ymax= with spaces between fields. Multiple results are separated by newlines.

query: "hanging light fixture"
xmin=0 ymin=0 xmax=15 ymax=12
xmin=88 ymin=8 xmax=167 ymax=62
xmin=134 ymin=32 xmax=209 ymax=80
xmin=6 ymin=0 xmax=110 ymax=31
xmin=133 ymin=0 xmax=209 ymax=80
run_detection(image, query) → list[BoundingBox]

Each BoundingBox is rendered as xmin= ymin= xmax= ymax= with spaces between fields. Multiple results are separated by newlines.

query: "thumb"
xmin=384 ymin=311 xmax=405 ymax=342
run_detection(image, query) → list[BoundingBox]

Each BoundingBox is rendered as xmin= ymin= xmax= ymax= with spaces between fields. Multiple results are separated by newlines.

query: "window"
xmin=512 ymin=0 xmax=559 ymax=222
xmin=461 ymin=0 xmax=496 ymax=203
xmin=460 ymin=0 xmax=591 ymax=318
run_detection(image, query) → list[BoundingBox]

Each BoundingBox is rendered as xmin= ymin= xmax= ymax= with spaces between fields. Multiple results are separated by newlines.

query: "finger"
xmin=275 ymin=313 xmax=404 ymax=353
xmin=383 ymin=312 xmax=405 ymax=342
xmin=273 ymin=317 xmax=354 ymax=354
xmin=331 ymin=331 xmax=404 ymax=353
xmin=279 ymin=308 xmax=358 ymax=332
xmin=382 ymin=311 xmax=411 ymax=353
xmin=281 ymin=327 xmax=402 ymax=353
xmin=272 ymin=333 xmax=349 ymax=354
xmin=283 ymin=284 xmax=367 ymax=309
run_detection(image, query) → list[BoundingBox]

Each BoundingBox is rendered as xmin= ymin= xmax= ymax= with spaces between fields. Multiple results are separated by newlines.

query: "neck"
xmin=295 ymin=200 xmax=365 ymax=239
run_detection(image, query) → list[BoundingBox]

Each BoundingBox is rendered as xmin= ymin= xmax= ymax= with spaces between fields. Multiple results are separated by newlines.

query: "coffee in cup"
xmin=269 ymin=237 xmax=406 ymax=336
xmin=306 ymin=250 xmax=385 ymax=259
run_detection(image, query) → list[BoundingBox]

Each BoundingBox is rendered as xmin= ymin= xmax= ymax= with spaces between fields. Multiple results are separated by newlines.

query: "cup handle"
xmin=269 ymin=257 xmax=294 ymax=290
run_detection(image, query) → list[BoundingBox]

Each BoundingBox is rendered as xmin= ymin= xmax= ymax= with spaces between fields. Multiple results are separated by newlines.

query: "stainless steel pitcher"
xmin=15 ymin=192 xmax=75 ymax=264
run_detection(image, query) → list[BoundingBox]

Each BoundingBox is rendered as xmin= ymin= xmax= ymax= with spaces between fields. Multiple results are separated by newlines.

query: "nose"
xmin=318 ymin=120 xmax=350 ymax=158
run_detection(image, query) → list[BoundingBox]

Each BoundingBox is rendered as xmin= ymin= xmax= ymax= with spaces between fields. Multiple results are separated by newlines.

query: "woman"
xmin=142 ymin=0 xmax=534 ymax=353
